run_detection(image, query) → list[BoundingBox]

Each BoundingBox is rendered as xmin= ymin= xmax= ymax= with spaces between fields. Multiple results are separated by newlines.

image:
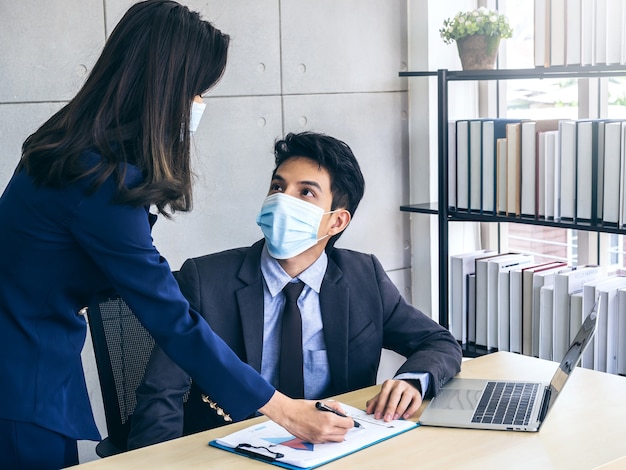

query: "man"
xmin=128 ymin=132 xmax=461 ymax=449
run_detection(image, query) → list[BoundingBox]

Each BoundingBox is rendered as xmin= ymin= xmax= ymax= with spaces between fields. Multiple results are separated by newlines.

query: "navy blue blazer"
xmin=0 ymin=154 xmax=273 ymax=441
xmin=128 ymin=240 xmax=462 ymax=449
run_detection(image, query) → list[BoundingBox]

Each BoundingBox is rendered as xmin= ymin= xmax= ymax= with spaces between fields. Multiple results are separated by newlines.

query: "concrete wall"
xmin=0 ymin=0 xmax=410 ymax=463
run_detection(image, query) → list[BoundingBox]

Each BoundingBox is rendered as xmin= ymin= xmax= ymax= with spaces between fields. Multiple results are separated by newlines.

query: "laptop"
xmin=419 ymin=297 xmax=600 ymax=432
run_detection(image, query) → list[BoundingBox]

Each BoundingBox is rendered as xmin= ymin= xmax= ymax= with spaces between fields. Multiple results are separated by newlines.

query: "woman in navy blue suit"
xmin=0 ymin=2 xmax=351 ymax=468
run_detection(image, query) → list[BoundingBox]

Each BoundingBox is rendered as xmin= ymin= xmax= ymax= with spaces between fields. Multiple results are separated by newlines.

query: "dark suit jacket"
xmin=128 ymin=240 xmax=461 ymax=449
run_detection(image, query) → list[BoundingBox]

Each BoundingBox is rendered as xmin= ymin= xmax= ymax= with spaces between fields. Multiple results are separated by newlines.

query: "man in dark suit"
xmin=128 ymin=132 xmax=462 ymax=449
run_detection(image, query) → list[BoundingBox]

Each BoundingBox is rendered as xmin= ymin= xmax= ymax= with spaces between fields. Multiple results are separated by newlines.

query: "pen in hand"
xmin=315 ymin=401 xmax=361 ymax=428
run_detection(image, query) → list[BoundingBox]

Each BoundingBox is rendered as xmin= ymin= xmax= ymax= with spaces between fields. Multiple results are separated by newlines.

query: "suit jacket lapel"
xmin=320 ymin=258 xmax=350 ymax=393
xmin=236 ymin=241 xmax=265 ymax=373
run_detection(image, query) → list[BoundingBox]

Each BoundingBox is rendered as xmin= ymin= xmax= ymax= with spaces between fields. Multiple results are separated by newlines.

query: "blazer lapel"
xmin=235 ymin=241 xmax=266 ymax=373
xmin=319 ymin=259 xmax=350 ymax=393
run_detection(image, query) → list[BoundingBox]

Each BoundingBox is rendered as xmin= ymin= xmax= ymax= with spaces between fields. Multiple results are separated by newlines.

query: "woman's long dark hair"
xmin=19 ymin=0 xmax=229 ymax=215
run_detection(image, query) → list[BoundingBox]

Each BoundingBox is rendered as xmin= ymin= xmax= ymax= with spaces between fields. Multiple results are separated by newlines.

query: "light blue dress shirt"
xmin=260 ymin=245 xmax=331 ymax=398
xmin=259 ymin=245 xmax=429 ymax=399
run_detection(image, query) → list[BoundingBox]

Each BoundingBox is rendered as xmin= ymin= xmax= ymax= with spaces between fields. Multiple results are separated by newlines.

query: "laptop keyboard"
xmin=471 ymin=381 xmax=539 ymax=426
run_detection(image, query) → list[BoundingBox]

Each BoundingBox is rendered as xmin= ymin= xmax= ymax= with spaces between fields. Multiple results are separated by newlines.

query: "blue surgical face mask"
xmin=256 ymin=193 xmax=338 ymax=259
xmin=189 ymin=100 xmax=206 ymax=134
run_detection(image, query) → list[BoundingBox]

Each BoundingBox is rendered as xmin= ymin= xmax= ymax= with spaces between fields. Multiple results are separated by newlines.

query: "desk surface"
xmin=71 ymin=352 xmax=626 ymax=470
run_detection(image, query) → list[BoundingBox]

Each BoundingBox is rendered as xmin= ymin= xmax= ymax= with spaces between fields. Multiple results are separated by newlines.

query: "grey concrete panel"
xmin=386 ymin=265 xmax=413 ymax=306
xmin=0 ymin=1 xmax=104 ymax=102
xmin=280 ymin=0 xmax=408 ymax=95
xmin=282 ymin=91 xmax=410 ymax=272
xmin=0 ymin=102 xmax=66 ymax=191
xmin=104 ymin=0 xmax=281 ymax=97
xmin=151 ymin=95 xmax=283 ymax=270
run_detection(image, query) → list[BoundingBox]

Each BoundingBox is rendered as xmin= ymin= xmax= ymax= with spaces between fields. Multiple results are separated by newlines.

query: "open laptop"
xmin=419 ymin=297 xmax=600 ymax=432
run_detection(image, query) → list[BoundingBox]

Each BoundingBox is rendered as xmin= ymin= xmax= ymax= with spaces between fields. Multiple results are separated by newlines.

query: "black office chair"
xmin=86 ymin=290 xmax=155 ymax=457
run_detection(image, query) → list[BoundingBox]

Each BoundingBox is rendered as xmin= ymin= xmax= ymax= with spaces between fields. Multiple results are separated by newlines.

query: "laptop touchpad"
xmin=429 ymin=388 xmax=481 ymax=411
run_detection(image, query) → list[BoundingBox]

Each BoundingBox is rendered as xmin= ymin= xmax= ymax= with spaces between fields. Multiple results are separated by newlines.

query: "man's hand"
xmin=259 ymin=391 xmax=353 ymax=443
xmin=365 ymin=379 xmax=422 ymax=421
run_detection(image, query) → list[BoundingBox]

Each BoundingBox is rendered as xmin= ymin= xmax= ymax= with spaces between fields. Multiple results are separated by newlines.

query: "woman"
xmin=0 ymin=1 xmax=351 ymax=468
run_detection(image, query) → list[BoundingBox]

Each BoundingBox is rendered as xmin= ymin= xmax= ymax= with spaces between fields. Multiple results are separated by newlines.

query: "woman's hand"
xmin=259 ymin=391 xmax=353 ymax=443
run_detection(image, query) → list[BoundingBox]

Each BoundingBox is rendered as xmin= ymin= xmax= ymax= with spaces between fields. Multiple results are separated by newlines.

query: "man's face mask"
xmin=256 ymin=193 xmax=338 ymax=259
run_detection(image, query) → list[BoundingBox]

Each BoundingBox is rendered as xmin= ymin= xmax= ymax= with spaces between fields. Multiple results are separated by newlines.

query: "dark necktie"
xmin=279 ymin=281 xmax=305 ymax=398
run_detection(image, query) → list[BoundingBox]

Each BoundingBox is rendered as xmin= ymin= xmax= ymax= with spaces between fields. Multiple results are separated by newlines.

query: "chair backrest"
xmin=87 ymin=290 xmax=155 ymax=455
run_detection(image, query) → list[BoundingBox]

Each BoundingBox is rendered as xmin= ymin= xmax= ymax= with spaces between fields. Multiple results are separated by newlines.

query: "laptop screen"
xmin=545 ymin=297 xmax=600 ymax=414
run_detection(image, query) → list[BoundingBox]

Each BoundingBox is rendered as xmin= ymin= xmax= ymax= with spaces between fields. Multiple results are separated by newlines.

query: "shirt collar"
xmin=260 ymin=243 xmax=328 ymax=297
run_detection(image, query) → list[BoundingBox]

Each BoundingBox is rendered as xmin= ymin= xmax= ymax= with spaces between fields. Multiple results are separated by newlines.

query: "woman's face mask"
xmin=189 ymin=100 xmax=206 ymax=134
xmin=256 ymin=193 xmax=338 ymax=259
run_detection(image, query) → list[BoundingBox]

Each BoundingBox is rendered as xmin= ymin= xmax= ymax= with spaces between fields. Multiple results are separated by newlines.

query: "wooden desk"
xmin=70 ymin=352 xmax=626 ymax=470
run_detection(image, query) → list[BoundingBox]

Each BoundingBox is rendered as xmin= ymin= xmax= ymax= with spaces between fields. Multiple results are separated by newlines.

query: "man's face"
xmin=268 ymin=156 xmax=334 ymax=239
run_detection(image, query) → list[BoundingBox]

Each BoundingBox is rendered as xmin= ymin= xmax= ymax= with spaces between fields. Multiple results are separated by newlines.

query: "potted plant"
xmin=440 ymin=7 xmax=513 ymax=70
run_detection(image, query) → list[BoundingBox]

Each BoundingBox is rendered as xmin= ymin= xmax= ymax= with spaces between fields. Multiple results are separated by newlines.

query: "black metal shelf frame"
xmin=401 ymin=203 xmax=626 ymax=235
xmin=400 ymin=65 xmax=626 ymax=330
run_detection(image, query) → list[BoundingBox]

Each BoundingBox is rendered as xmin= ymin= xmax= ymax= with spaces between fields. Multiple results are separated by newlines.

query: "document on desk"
xmin=210 ymin=403 xmax=418 ymax=470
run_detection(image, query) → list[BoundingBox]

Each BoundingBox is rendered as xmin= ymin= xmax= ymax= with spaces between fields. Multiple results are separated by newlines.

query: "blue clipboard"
xmin=209 ymin=421 xmax=419 ymax=470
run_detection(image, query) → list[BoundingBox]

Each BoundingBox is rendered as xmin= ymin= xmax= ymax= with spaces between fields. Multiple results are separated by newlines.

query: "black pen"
xmin=315 ymin=401 xmax=361 ymax=428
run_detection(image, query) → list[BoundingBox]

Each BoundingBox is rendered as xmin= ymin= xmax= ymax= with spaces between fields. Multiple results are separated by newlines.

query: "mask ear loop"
xmin=319 ymin=209 xmax=350 ymax=241
xmin=316 ymin=233 xmax=330 ymax=243
xmin=322 ymin=208 xmax=342 ymax=216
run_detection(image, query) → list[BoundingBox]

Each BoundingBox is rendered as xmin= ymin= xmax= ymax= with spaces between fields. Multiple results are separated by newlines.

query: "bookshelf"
xmin=400 ymin=65 xmax=626 ymax=356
